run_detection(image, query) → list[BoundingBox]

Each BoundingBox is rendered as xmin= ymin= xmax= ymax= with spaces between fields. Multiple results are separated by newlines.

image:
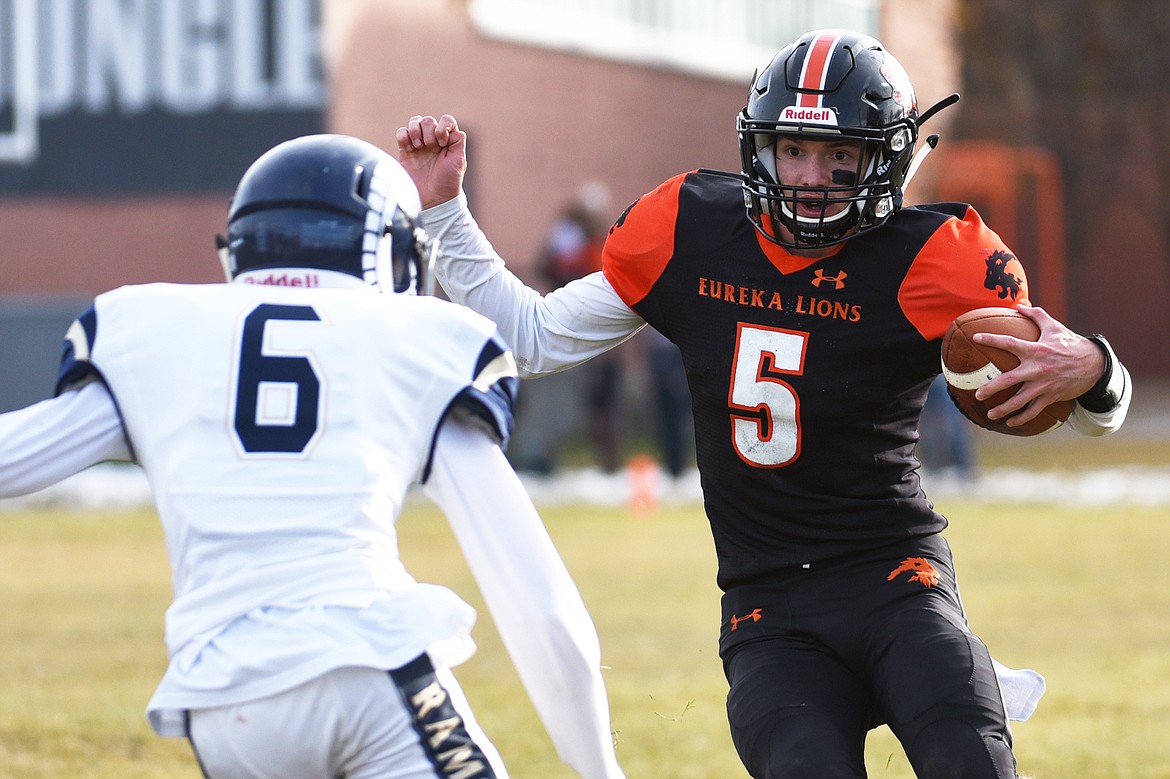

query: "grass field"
xmin=2 ymin=483 xmax=1170 ymax=778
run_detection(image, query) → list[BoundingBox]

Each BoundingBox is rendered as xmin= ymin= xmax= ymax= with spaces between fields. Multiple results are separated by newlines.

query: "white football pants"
xmin=188 ymin=661 xmax=509 ymax=779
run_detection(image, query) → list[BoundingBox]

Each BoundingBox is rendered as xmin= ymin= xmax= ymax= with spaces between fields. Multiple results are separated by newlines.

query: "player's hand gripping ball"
xmin=941 ymin=307 xmax=1075 ymax=436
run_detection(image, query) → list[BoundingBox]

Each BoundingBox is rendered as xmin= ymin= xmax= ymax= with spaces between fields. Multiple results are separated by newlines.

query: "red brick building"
xmin=0 ymin=1 xmax=1158 ymax=413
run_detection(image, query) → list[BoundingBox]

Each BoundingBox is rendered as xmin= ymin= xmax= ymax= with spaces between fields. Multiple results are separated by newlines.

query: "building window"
xmin=468 ymin=0 xmax=879 ymax=82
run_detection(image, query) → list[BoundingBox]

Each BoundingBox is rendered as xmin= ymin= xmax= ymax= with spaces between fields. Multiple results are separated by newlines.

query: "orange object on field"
xmin=627 ymin=454 xmax=660 ymax=518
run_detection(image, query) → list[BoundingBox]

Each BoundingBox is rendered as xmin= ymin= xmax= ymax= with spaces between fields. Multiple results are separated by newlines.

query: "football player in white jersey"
xmin=0 ymin=135 xmax=626 ymax=779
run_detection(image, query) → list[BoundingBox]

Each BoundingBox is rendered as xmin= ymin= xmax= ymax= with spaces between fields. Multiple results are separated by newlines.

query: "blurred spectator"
xmin=538 ymin=181 xmax=614 ymax=289
xmin=641 ymin=328 xmax=693 ymax=478
xmin=512 ymin=181 xmax=624 ymax=473
xmin=917 ymin=374 xmax=976 ymax=480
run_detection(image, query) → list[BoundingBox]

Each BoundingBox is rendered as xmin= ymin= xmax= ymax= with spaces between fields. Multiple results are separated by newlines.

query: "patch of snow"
xmin=3 ymin=461 xmax=1168 ymax=513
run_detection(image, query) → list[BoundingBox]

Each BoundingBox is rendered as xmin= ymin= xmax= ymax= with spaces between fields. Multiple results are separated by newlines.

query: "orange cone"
xmin=627 ymin=454 xmax=660 ymax=518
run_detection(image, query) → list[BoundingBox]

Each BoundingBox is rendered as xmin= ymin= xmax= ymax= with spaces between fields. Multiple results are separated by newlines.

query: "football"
xmin=940 ymin=307 xmax=1074 ymax=436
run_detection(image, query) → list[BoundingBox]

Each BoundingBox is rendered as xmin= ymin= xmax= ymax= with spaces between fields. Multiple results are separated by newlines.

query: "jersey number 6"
xmin=232 ymin=304 xmax=322 ymax=455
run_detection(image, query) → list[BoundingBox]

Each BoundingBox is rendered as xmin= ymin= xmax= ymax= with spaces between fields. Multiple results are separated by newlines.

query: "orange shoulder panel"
xmin=602 ymin=172 xmax=690 ymax=307
xmin=899 ymin=205 xmax=1032 ymax=341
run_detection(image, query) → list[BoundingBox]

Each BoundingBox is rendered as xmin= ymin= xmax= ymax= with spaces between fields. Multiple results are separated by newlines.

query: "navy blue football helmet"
xmin=217 ymin=134 xmax=435 ymax=295
xmin=738 ymin=29 xmax=956 ymax=250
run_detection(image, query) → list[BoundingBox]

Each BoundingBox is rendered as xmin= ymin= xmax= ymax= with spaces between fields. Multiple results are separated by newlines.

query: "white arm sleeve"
xmin=423 ymin=417 xmax=626 ymax=779
xmin=0 ymin=381 xmax=131 ymax=497
xmin=1067 ymin=357 xmax=1132 ymax=437
xmin=423 ymin=194 xmax=646 ymax=377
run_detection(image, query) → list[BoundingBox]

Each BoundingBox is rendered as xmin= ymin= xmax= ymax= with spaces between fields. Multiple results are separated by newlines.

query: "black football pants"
xmin=720 ymin=534 xmax=1017 ymax=778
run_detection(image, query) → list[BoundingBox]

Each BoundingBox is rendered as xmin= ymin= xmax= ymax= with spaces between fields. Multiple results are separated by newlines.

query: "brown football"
xmin=940 ymin=307 xmax=1074 ymax=436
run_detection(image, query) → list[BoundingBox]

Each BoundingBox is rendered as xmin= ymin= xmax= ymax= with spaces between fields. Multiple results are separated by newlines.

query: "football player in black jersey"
xmin=398 ymin=28 xmax=1131 ymax=779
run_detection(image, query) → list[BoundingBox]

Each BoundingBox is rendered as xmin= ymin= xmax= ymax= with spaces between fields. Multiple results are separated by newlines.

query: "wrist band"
xmin=1078 ymin=334 xmax=1123 ymax=413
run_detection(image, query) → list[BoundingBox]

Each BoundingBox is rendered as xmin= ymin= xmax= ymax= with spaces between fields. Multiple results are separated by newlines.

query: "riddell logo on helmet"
xmin=779 ymin=106 xmax=838 ymax=125
xmin=243 ymin=272 xmax=321 ymax=287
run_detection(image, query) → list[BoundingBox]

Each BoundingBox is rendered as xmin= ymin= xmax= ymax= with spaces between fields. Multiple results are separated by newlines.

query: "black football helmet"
xmin=217 ymin=134 xmax=436 ymax=295
xmin=737 ymin=29 xmax=957 ymax=250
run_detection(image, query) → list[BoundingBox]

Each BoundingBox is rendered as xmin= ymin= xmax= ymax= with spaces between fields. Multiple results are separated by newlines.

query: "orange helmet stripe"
xmin=797 ymin=31 xmax=844 ymax=107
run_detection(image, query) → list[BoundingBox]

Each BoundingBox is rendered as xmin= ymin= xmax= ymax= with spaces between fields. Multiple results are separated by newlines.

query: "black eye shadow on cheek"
xmin=831 ymin=169 xmax=858 ymax=186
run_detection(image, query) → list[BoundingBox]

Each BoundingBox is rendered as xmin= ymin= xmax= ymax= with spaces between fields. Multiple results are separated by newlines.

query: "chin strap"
xmin=900 ymin=92 xmax=961 ymax=197
xmin=917 ymin=92 xmax=960 ymax=129
xmin=898 ymin=91 xmax=964 ymax=200
xmin=214 ymin=234 xmax=235 ymax=281
xmin=902 ymin=134 xmax=939 ymax=194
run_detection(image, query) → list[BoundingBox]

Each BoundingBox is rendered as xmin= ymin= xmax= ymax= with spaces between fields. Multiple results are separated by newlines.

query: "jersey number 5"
xmin=729 ymin=324 xmax=806 ymax=467
xmin=233 ymin=304 xmax=322 ymax=454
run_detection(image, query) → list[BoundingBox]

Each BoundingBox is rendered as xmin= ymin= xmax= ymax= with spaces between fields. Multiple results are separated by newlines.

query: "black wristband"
xmin=1077 ymin=334 xmax=1122 ymax=413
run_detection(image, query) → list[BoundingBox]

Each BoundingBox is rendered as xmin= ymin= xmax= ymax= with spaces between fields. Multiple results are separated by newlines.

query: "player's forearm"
xmin=424 ymin=422 xmax=625 ymax=779
xmin=0 ymin=383 xmax=131 ymax=496
xmin=505 ymin=615 xmax=627 ymax=779
xmin=423 ymin=194 xmax=643 ymax=376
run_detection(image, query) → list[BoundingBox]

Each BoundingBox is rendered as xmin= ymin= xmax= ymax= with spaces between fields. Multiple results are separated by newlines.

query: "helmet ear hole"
xmin=752 ymin=134 xmax=778 ymax=183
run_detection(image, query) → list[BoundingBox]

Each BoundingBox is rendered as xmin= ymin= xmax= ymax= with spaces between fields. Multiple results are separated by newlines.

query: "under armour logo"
xmin=729 ymin=608 xmax=763 ymax=631
xmin=886 ymin=557 xmax=940 ymax=588
xmin=811 ymin=269 xmax=847 ymax=290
